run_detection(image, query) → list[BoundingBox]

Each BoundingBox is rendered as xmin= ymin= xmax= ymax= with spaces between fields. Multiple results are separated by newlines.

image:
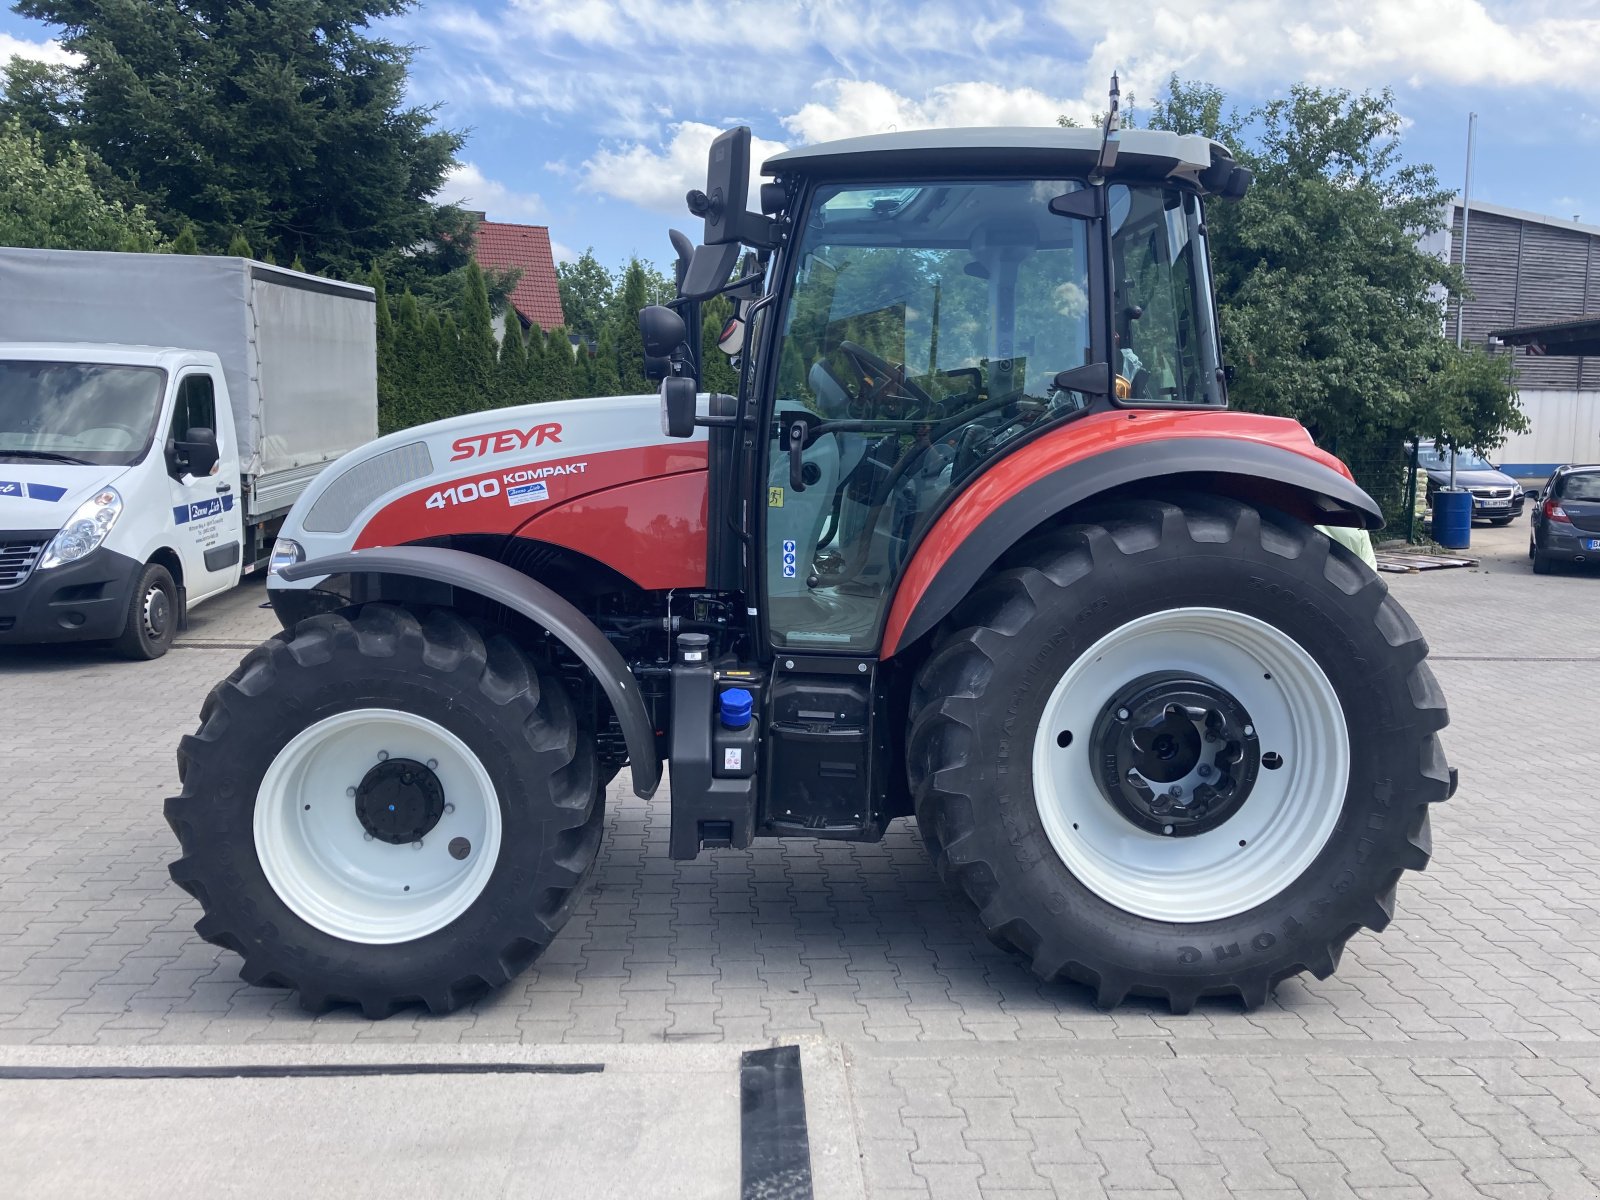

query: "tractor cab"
xmin=647 ymin=124 xmax=1252 ymax=658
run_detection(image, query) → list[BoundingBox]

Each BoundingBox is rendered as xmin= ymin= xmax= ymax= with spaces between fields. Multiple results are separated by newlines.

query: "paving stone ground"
xmin=3 ymin=522 xmax=1600 ymax=1197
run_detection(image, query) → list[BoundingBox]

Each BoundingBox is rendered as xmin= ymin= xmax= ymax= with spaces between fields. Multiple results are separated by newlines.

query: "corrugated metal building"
xmin=1446 ymin=200 xmax=1600 ymax=479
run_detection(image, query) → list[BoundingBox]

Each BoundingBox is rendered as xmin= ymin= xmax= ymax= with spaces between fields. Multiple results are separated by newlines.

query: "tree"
xmin=390 ymin=288 xmax=425 ymax=429
xmin=543 ymin=328 xmax=581 ymax=401
xmin=610 ymin=257 xmax=652 ymax=394
xmin=1137 ymin=78 xmax=1523 ymax=521
xmin=226 ymin=232 xmax=253 ymax=258
xmin=370 ymin=267 xmax=402 ymax=433
xmin=556 ymin=248 xmax=614 ymax=347
xmin=496 ymin=321 xmax=527 ymax=407
xmin=458 ymin=261 xmax=498 ymax=410
xmin=699 ymin=295 xmax=741 ymax=396
xmin=0 ymin=119 xmax=164 ymax=251
xmin=589 ymin=329 xmax=623 ymax=396
xmin=6 ymin=0 xmax=462 ymax=274
xmin=171 ymin=225 xmax=200 ymax=254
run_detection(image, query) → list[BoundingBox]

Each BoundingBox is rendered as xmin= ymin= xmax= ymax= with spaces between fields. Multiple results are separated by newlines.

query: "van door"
xmin=164 ymin=370 xmax=244 ymax=600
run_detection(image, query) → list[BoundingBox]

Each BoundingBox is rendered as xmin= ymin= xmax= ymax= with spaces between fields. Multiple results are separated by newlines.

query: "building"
xmin=468 ymin=218 xmax=566 ymax=333
xmin=1445 ymin=199 xmax=1600 ymax=481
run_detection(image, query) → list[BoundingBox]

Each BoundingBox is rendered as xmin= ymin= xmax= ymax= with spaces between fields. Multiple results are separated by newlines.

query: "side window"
xmin=173 ymin=374 xmax=217 ymax=439
xmin=169 ymin=374 xmax=218 ymax=477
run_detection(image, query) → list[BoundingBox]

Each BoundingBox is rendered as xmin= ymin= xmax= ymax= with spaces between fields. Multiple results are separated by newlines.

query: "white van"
xmin=0 ymin=250 xmax=377 ymax=658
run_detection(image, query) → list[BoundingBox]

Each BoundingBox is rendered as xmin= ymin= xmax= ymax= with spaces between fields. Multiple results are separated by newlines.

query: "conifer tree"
xmin=459 ymin=261 xmax=497 ymax=410
xmin=226 ymin=232 xmax=253 ymax=257
xmin=496 ymin=321 xmax=526 ymax=407
xmin=171 ymin=224 xmax=199 ymax=254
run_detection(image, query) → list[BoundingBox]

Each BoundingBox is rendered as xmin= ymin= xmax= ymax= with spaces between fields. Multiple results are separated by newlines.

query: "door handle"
xmin=215 ymin=482 xmax=232 ymax=494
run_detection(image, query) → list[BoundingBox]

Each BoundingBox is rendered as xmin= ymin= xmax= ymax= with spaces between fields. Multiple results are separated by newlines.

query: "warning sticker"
xmin=781 ymin=538 xmax=797 ymax=579
xmin=507 ymin=481 xmax=550 ymax=507
xmin=768 ymin=486 xmax=784 ymax=508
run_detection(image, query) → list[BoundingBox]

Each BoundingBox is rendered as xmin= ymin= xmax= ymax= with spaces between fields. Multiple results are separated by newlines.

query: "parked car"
xmin=1418 ymin=441 xmax=1525 ymax=525
xmin=1529 ymin=464 xmax=1600 ymax=573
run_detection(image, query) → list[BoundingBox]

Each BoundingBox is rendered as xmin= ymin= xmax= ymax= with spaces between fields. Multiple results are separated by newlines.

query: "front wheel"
xmin=113 ymin=561 xmax=178 ymax=660
xmin=165 ymin=604 xmax=602 ymax=1017
xmin=907 ymin=497 xmax=1452 ymax=1012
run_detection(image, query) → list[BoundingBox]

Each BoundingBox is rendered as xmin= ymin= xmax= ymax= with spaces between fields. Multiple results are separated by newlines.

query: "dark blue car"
xmin=1530 ymin=464 xmax=1600 ymax=574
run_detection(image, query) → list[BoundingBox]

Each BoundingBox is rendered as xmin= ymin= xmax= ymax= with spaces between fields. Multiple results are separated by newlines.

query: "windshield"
xmin=764 ymin=177 xmax=1223 ymax=652
xmin=0 ymin=361 xmax=166 ymax=467
xmin=1420 ymin=445 xmax=1497 ymax=472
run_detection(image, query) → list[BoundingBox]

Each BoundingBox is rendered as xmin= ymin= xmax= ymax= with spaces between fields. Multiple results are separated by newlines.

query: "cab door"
xmin=164 ymin=369 xmax=243 ymax=600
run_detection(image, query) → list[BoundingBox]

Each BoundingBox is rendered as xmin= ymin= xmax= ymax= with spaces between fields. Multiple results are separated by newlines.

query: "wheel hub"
xmin=1090 ymin=672 xmax=1261 ymax=836
xmin=354 ymin=759 xmax=446 ymax=845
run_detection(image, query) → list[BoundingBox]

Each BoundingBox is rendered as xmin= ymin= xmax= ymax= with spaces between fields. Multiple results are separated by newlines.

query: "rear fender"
xmin=881 ymin=430 xmax=1383 ymax=657
xmin=280 ymin=544 xmax=661 ymax=798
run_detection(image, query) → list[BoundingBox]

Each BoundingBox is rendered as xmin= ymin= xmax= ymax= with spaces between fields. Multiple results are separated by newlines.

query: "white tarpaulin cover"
xmin=0 ymin=248 xmax=377 ymax=497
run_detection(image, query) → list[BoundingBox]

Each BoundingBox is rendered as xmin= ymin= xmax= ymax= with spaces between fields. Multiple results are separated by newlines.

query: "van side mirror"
xmin=177 ymin=426 xmax=219 ymax=477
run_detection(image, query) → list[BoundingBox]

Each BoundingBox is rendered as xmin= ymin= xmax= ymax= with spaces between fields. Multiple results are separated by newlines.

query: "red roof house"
xmin=472 ymin=220 xmax=566 ymax=331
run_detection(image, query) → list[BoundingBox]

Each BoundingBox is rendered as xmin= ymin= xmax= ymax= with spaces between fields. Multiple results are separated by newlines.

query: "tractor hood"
xmin=272 ymin=392 xmax=710 ymax=589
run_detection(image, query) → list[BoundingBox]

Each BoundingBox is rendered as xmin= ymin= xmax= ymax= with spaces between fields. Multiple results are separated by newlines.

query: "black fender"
xmin=280 ymin=545 xmax=661 ymax=798
xmin=887 ymin=436 xmax=1385 ymax=655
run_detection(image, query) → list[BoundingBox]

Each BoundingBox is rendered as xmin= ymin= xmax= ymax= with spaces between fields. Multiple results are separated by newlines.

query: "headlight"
xmin=38 ymin=487 xmax=123 ymax=570
xmin=267 ymin=537 xmax=305 ymax=577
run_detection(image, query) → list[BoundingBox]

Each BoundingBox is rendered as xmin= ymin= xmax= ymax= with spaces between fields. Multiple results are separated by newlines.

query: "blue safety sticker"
xmin=172 ymin=494 xmax=234 ymax=524
xmin=781 ymin=538 xmax=797 ymax=579
xmin=0 ymin=480 xmax=69 ymax=502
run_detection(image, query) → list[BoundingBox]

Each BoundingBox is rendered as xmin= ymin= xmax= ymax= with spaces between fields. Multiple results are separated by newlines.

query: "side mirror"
xmin=639 ymin=305 xmax=687 ymax=359
xmin=660 ymin=376 xmax=697 ymax=439
xmin=176 ymin=426 xmax=219 ymax=476
xmin=685 ymin=127 xmax=776 ymax=248
xmin=680 ymin=242 xmax=741 ymax=301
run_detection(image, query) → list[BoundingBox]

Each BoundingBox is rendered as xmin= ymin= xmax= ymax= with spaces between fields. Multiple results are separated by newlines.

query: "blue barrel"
xmin=1433 ymin=489 xmax=1472 ymax=549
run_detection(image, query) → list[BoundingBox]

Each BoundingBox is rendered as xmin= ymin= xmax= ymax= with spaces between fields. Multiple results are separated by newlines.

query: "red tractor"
xmin=166 ymin=121 xmax=1454 ymax=1018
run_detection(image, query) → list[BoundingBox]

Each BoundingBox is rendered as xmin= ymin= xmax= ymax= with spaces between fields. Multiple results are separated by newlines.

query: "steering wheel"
xmin=80 ymin=423 xmax=143 ymax=445
xmin=837 ymin=341 xmax=936 ymax=414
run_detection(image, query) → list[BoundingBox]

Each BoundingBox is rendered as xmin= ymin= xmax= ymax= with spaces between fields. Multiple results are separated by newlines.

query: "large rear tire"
xmin=165 ymin=603 xmax=602 ymax=1017
xmin=907 ymin=496 xmax=1451 ymax=1012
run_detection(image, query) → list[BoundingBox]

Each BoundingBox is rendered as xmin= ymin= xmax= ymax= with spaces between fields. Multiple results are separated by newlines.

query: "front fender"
xmin=882 ymin=418 xmax=1383 ymax=657
xmin=280 ymin=545 xmax=661 ymax=798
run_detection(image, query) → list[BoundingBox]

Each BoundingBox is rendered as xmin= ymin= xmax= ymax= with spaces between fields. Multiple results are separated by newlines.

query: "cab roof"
xmin=763 ymin=126 xmax=1238 ymax=192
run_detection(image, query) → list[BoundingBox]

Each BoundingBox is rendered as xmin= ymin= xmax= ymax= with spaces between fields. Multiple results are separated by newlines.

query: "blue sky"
xmin=6 ymin=1 xmax=1600 ymax=274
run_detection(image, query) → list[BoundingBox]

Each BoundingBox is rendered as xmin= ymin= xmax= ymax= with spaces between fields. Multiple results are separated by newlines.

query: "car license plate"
xmin=1587 ymin=539 xmax=1600 ymax=551
xmin=1480 ymin=500 xmax=1509 ymax=509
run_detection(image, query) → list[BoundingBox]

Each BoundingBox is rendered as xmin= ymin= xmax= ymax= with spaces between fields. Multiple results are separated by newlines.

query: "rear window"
xmin=1558 ymin=472 xmax=1600 ymax=501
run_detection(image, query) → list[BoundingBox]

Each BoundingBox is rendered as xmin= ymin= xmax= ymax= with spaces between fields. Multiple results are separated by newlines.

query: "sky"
xmin=5 ymin=0 xmax=1600 ymax=273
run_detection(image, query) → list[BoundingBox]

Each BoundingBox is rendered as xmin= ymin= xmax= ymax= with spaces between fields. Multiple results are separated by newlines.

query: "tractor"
xmin=165 ymin=115 xmax=1454 ymax=1018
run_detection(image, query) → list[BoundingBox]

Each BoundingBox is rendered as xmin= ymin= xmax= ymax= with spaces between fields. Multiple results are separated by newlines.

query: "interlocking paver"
xmin=7 ymin=537 xmax=1600 ymax=1195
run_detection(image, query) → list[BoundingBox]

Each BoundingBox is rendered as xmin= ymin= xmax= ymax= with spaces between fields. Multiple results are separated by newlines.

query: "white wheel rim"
xmin=1030 ymin=607 xmax=1349 ymax=923
xmin=254 ymin=708 xmax=503 ymax=944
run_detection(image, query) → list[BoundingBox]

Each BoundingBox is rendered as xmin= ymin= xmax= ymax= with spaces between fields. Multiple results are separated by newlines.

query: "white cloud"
xmin=1044 ymin=1 xmax=1600 ymax=109
xmin=550 ymin=239 xmax=579 ymax=264
xmin=0 ymin=33 xmax=79 ymax=68
xmin=783 ymin=79 xmax=1076 ymax=144
xmin=579 ymin=121 xmax=788 ymax=215
xmin=434 ymin=162 xmax=545 ymax=221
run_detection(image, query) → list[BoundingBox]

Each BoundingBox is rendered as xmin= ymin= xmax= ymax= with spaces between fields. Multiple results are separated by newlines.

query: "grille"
xmin=0 ymin=539 xmax=47 ymax=590
xmin=302 ymin=441 xmax=433 ymax=534
xmin=1470 ymin=487 xmax=1513 ymax=499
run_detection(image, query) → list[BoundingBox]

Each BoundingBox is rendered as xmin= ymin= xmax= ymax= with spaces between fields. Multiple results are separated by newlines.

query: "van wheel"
xmin=114 ymin=562 xmax=178 ymax=660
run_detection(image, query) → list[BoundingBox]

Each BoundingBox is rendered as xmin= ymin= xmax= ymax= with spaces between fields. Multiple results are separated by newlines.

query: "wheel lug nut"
xmin=412 ymin=840 xmax=423 ymax=850
xmin=1167 ymin=785 xmax=1183 ymax=797
xmin=363 ymin=832 xmax=374 ymax=841
xmin=443 ymin=803 xmax=455 ymax=815
xmin=1163 ymin=824 xmax=1174 ymax=835
xmin=346 ymin=786 xmax=357 ymax=797
xmin=427 ymin=759 xmax=438 ymax=770
xmin=1116 ymin=707 xmax=1130 ymax=720
xmin=1243 ymin=725 xmax=1255 ymax=737
xmin=377 ymin=750 xmax=389 ymax=761
xmin=1198 ymin=764 xmax=1213 ymax=778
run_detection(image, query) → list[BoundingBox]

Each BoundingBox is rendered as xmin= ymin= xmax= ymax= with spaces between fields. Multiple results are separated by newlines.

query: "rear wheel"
xmin=907 ymin=497 xmax=1451 ymax=1011
xmin=165 ymin=603 xmax=602 ymax=1017
xmin=1533 ymin=548 xmax=1553 ymax=574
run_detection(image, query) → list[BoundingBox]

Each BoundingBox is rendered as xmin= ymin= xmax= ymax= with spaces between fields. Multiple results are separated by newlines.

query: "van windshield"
xmin=0 ymin=361 xmax=166 ymax=467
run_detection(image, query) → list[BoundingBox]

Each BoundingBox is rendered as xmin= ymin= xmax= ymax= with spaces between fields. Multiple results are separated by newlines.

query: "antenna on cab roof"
xmin=1092 ymin=73 xmax=1121 ymax=181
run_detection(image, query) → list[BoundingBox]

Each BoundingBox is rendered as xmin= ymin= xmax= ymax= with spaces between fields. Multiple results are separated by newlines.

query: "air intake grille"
xmin=0 ymin=539 xmax=47 ymax=590
xmin=302 ymin=441 xmax=433 ymax=534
